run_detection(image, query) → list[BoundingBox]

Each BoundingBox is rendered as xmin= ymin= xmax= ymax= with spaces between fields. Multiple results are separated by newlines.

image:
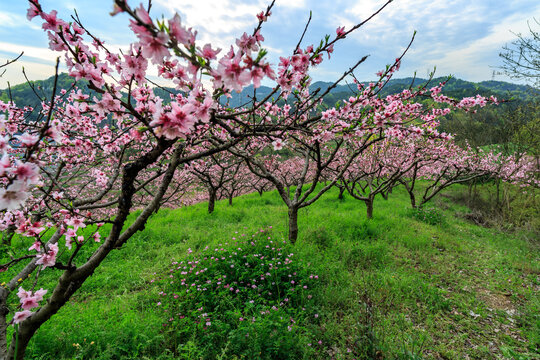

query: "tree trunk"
xmin=0 ymin=295 xmax=8 ymax=360
xmin=409 ymin=191 xmax=417 ymax=209
xmin=338 ymin=186 xmax=345 ymax=200
xmin=471 ymin=180 xmax=478 ymax=204
xmin=495 ymin=178 xmax=501 ymax=210
xmin=208 ymin=188 xmax=216 ymax=214
xmin=288 ymin=207 xmax=299 ymax=244
xmin=365 ymin=198 xmax=374 ymax=219
xmin=5 ymin=272 xmax=87 ymax=360
xmin=228 ymin=194 xmax=233 ymax=206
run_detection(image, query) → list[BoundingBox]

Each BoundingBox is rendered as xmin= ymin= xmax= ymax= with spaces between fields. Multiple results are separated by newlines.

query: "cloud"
xmin=279 ymin=0 xmax=306 ymax=9
xmin=409 ymin=11 xmax=540 ymax=81
xmin=320 ymin=0 xmax=540 ymax=82
xmin=149 ymin=0 xmax=270 ymax=53
xmin=154 ymin=0 xmax=264 ymax=33
xmin=0 ymin=42 xmax=58 ymax=64
xmin=0 ymin=11 xmax=41 ymax=30
xmin=0 ymin=60 xmax=59 ymax=89
xmin=2 ymin=0 xmax=538 ymax=87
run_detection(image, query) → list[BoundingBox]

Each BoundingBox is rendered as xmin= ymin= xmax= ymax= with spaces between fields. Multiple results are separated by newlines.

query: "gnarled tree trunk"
xmin=338 ymin=186 xmax=345 ymax=200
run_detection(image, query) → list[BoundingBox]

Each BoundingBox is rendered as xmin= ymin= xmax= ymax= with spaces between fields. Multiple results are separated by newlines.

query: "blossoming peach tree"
xmin=229 ymin=75 xmax=500 ymax=241
xmin=0 ymin=0 xmax=520 ymax=357
xmin=0 ymin=0 xmax=418 ymax=357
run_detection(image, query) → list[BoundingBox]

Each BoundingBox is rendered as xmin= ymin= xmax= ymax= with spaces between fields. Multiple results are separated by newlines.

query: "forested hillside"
xmin=2 ymin=73 xmax=537 ymax=153
xmin=1 ymin=74 xmax=534 ymax=110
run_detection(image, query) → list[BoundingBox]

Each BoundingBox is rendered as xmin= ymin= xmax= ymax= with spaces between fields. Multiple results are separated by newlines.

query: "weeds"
xmin=408 ymin=206 xmax=444 ymax=225
xmin=155 ymin=227 xmax=322 ymax=359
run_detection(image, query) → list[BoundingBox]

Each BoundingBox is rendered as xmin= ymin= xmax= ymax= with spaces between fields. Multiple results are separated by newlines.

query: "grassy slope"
xmin=16 ymin=184 xmax=540 ymax=359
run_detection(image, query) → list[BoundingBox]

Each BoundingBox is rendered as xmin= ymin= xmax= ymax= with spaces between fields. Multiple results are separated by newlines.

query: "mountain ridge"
xmin=0 ymin=73 xmax=535 ymax=112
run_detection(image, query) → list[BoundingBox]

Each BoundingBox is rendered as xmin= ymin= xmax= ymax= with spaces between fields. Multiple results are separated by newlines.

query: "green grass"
xmin=4 ymin=184 xmax=539 ymax=359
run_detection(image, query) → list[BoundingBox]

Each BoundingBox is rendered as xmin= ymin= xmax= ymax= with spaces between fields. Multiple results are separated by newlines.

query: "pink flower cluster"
xmin=12 ymin=287 xmax=47 ymax=324
xmin=0 ymin=102 xmax=43 ymax=211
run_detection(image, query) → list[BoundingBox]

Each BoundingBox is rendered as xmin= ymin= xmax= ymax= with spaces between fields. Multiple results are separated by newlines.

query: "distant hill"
xmin=219 ymin=77 xmax=536 ymax=108
xmin=0 ymin=73 xmax=535 ymax=113
xmin=0 ymin=73 xmax=98 ymax=116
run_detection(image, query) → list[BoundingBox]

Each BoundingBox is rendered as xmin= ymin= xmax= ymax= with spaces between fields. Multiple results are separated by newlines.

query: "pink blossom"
xmin=236 ymin=32 xmax=259 ymax=54
xmin=29 ymin=241 xmax=41 ymax=252
xmin=15 ymin=133 xmax=39 ymax=147
xmin=121 ymin=51 xmax=148 ymax=84
xmin=256 ymin=12 xmax=268 ymax=22
xmin=154 ymin=102 xmax=197 ymax=139
xmin=13 ymin=310 xmax=32 ymax=324
xmin=215 ymin=52 xmax=251 ymax=92
xmin=92 ymin=93 xmax=121 ymax=118
xmin=168 ymin=14 xmax=190 ymax=45
xmin=0 ymin=153 xmax=11 ymax=177
xmin=135 ymin=4 xmax=153 ymax=24
xmin=199 ymin=44 xmax=221 ymax=60
xmin=326 ymin=44 xmax=334 ymax=59
xmin=65 ymin=217 xmax=86 ymax=229
xmin=36 ymin=250 xmax=56 ymax=268
xmin=110 ymin=3 xmax=124 ymax=16
xmin=0 ymin=135 xmax=9 ymax=152
xmin=27 ymin=3 xmax=40 ymax=20
xmin=250 ymin=67 xmax=265 ymax=88
xmin=272 ymin=139 xmax=285 ymax=151
xmin=0 ymin=181 xmax=30 ymax=211
xmin=46 ymin=126 xmax=63 ymax=143
xmin=64 ymin=228 xmax=77 ymax=249
xmin=13 ymin=161 xmax=40 ymax=184
xmin=17 ymin=287 xmax=31 ymax=301
xmin=190 ymin=96 xmax=214 ymax=123
xmin=52 ymin=191 xmax=63 ymax=200
xmin=21 ymin=296 xmax=39 ymax=310
xmin=34 ymin=288 xmax=47 ymax=302
xmin=41 ymin=10 xmax=63 ymax=31
xmin=35 ymin=243 xmax=59 ymax=268
xmin=140 ymin=31 xmax=170 ymax=65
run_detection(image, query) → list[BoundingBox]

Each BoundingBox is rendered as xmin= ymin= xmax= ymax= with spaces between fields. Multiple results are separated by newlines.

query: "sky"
xmin=0 ymin=0 xmax=539 ymax=89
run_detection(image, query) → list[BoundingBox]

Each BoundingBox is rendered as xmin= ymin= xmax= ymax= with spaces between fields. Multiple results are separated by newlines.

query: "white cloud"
xmin=154 ymin=0 xmax=265 ymax=33
xmin=0 ymin=60 xmax=59 ymax=88
xmin=0 ymin=11 xmax=41 ymax=30
xmin=322 ymin=0 xmax=540 ymax=81
xmin=0 ymin=42 xmax=58 ymax=64
xmin=151 ymin=0 xmax=270 ymax=52
xmin=411 ymin=11 xmax=540 ymax=81
xmin=2 ymin=0 xmax=538 ymax=87
xmin=279 ymin=0 xmax=306 ymax=9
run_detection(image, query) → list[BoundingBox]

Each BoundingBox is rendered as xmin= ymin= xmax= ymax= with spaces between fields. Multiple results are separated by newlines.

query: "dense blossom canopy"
xmin=0 ymin=1 xmax=537 ymax=359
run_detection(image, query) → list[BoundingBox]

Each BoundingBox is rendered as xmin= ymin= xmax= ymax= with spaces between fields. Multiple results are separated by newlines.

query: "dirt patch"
xmin=459 ymin=211 xmax=493 ymax=227
xmin=477 ymin=288 xmax=515 ymax=312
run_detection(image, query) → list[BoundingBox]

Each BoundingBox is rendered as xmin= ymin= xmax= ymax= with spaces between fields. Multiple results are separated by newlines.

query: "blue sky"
xmin=1 ymin=0 xmax=539 ymax=88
